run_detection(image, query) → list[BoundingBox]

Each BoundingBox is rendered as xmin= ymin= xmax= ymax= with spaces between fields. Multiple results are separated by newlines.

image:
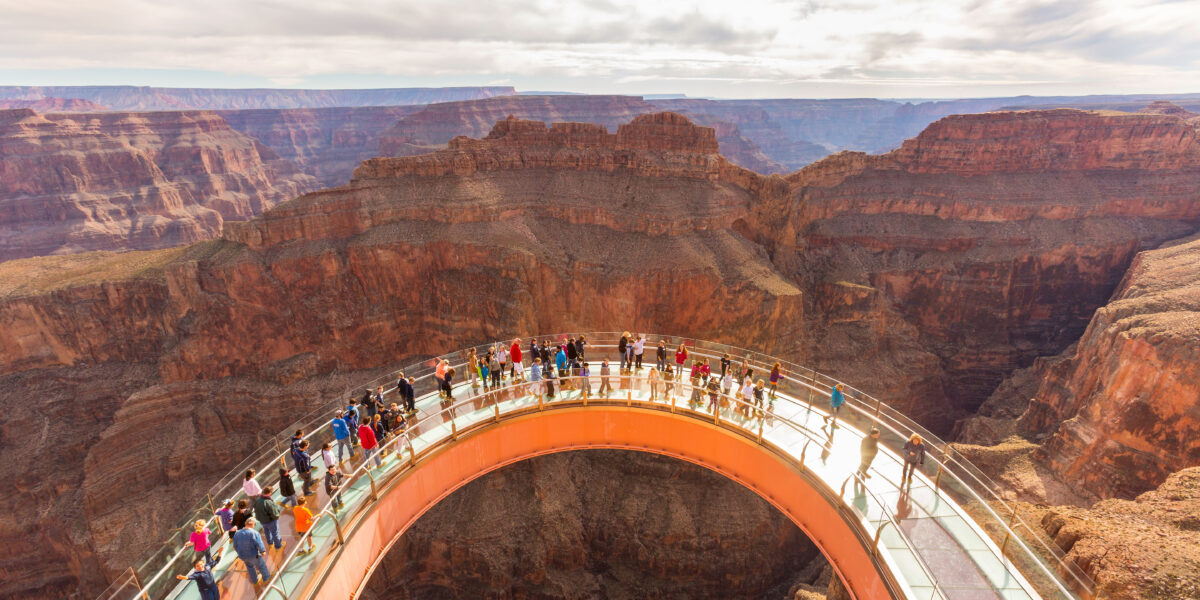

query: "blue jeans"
xmin=262 ymin=520 xmax=282 ymax=549
xmin=336 ymin=438 xmax=352 ymax=462
xmin=243 ymin=554 xmax=270 ymax=583
xmin=366 ymin=446 xmax=382 ymax=468
xmin=281 ymin=495 xmax=297 ymax=508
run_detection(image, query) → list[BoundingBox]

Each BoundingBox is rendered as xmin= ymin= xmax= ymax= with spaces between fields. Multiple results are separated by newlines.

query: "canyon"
xmin=0 ymin=108 xmax=318 ymax=261
xmin=361 ymin=451 xmax=836 ymax=600
xmin=377 ymin=94 xmax=787 ymax=174
xmin=1 ymin=106 xmax=1199 ymax=599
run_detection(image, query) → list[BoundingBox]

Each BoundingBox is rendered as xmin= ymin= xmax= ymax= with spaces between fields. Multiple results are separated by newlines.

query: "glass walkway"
xmin=94 ymin=333 xmax=1095 ymax=600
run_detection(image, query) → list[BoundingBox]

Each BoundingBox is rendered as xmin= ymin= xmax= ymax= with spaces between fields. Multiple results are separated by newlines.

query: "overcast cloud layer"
xmin=1 ymin=0 xmax=1197 ymax=98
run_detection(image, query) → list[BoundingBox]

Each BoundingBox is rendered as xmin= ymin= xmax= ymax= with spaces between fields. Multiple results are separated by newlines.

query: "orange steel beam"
xmin=312 ymin=407 xmax=900 ymax=600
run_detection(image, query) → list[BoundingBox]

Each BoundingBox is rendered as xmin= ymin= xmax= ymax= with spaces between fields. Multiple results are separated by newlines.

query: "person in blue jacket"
xmin=331 ymin=411 xmax=352 ymax=464
xmin=232 ymin=518 xmax=270 ymax=585
xmin=344 ymin=401 xmax=360 ymax=446
xmin=824 ymin=383 xmax=846 ymax=428
xmin=175 ymin=547 xmax=224 ymax=600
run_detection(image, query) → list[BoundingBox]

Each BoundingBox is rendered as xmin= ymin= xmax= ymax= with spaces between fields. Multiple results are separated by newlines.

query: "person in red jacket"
xmin=510 ymin=338 xmax=524 ymax=381
xmin=358 ymin=421 xmax=381 ymax=468
xmin=674 ymin=343 xmax=688 ymax=382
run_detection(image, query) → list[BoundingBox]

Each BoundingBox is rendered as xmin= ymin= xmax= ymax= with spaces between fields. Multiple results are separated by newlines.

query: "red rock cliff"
xmin=0 ymin=109 xmax=317 ymax=261
xmin=377 ymin=95 xmax=784 ymax=175
xmin=753 ymin=109 xmax=1200 ymax=428
xmin=4 ymin=108 xmax=1200 ymax=597
xmin=217 ymin=106 xmax=424 ymax=187
xmin=0 ymin=113 xmax=804 ymax=597
xmin=1017 ymin=234 xmax=1200 ymax=499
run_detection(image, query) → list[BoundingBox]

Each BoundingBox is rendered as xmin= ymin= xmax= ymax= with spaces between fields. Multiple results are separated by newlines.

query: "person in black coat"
xmin=278 ymin=467 xmax=297 ymax=507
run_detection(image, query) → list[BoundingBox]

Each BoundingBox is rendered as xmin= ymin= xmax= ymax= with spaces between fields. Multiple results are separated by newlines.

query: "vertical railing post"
xmin=934 ymin=464 xmax=943 ymax=492
xmin=330 ymin=509 xmax=345 ymax=544
xmin=493 ymin=401 xmax=500 ymax=422
xmin=131 ymin=566 xmax=149 ymax=600
xmin=756 ymin=418 xmax=764 ymax=444
xmin=367 ymin=468 xmax=378 ymax=501
xmin=626 ymin=388 xmax=632 ymax=407
xmin=206 ymin=493 xmax=217 ymax=515
xmin=1000 ymin=502 xmax=1019 ymax=556
xmin=670 ymin=390 xmax=676 ymax=413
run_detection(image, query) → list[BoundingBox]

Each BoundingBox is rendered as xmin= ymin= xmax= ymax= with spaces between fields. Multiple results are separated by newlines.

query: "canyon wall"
xmin=0 ymin=108 xmax=317 ymax=261
xmin=756 ymin=109 xmax=1200 ymax=428
xmin=0 ymin=112 xmax=804 ymax=598
xmin=0 ymin=85 xmax=515 ymax=111
xmin=361 ymin=451 xmax=824 ymax=600
xmin=377 ymin=94 xmax=786 ymax=174
xmin=4 ymin=107 xmax=1200 ymax=598
xmin=218 ymin=105 xmax=424 ymax=187
xmin=1016 ymin=234 xmax=1200 ymax=500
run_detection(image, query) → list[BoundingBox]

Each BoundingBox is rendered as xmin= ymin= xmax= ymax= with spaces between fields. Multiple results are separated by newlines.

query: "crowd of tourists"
xmin=175 ymin=332 xmax=930 ymax=598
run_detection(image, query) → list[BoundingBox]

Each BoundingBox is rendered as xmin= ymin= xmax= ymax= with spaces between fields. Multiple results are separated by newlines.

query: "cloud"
xmin=0 ymin=0 xmax=1197 ymax=97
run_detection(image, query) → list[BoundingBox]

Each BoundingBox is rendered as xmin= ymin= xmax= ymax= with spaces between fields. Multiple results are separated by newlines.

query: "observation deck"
xmin=96 ymin=334 xmax=1094 ymax=600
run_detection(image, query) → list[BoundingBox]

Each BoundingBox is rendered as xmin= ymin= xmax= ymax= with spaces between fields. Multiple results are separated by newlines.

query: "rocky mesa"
xmin=0 ymin=112 xmax=804 ymax=599
xmin=0 ymin=108 xmax=317 ymax=261
xmin=3 ymin=108 xmax=1200 ymax=598
xmin=377 ymin=94 xmax=787 ymax=175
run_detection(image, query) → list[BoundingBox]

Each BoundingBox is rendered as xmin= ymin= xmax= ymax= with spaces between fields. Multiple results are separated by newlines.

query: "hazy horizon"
xmin=2 ymin=0 xmax=1197 ymax=100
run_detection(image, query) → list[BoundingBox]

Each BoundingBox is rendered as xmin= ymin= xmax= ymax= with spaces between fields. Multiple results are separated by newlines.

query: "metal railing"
xmin=107 ymin=332 xmax=1092 ymax=600
xmin=253 ymin=373 xmax=952 ymax=600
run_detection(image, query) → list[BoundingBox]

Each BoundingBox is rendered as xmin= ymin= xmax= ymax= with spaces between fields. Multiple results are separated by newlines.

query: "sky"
xmin=0 ymin=0 xmax=1198 ymax=99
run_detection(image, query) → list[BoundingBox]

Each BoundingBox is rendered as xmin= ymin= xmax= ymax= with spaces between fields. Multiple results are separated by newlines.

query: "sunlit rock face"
xmin=750 ymin=109 xmax=1200 ymax=430
xmin=0 ymin=108 xmax=317 ymax=260
xmin=1018 ymin=234 xmax=1200 ymax=500
xmin=360 ymin=450 xmax=826 ymax=600
xmin=4 ymin=107 xmax=1200 ymax=598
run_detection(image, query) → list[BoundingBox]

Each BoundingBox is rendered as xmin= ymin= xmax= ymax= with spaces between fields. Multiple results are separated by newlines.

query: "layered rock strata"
xmin=377 ymin=94 xmax=786 ymax=174
xmin=0 ymin=112 xmax=804 ymax=598
xmin=0 ymin=109 xmax=317 ymax=260
xmin=5 ymin=108 xmax=1200 ymax=598
xmin=755 ymin=109 xmax=1200 ymax=428
xmin=361 ymin=451 xmax=825 ymax=599
xmin=217 ymin=106 xmax=424 ymax=187
xmin=1015 ymin=234 xmax=1200 ymax=500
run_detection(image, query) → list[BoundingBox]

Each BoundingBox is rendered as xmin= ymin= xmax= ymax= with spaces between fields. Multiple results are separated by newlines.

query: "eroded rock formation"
xmin=0 ymin=108 xmax=317 ymax=260
xmin=1013 ymin=234 xmax=1200 ymax=500
xmin=0 ymin=112 xmax=804 ymax=598
xmin=361 ymin=451 xmax=825 ymax=600
xmin=756 ymin=109 xmax=1200 ymax=428
xmin=377 ymin=94 xmax=786 ymax=174
xmin=4 ymin=108 xmax=1200 ymax=598
xmin=217 ymin=106 xmax=424 ymax=187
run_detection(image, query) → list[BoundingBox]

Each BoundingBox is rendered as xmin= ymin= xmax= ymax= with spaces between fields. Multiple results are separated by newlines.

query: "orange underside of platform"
xmin=316 ymin=407 xmax=895 ymax=600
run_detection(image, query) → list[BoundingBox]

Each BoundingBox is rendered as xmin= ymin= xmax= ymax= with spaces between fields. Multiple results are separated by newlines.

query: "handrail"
xmin=118 ymin=332 xmax=1090 ymax=600
xmin=251 ymin=374 xmax=955 ymax=600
